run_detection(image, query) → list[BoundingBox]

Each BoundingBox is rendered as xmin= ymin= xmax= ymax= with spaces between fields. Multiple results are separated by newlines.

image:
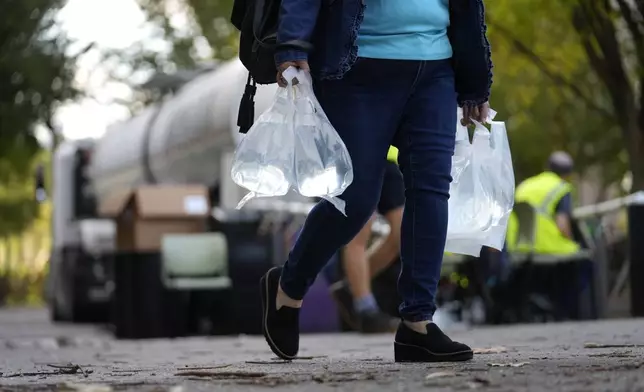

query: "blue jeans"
xmin=280 ymin=58 xmax=457 ymax=322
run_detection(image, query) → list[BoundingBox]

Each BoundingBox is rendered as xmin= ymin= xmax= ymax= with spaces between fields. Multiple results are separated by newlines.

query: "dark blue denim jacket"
xmin=275 ymin=0 xmax=493 ymax=106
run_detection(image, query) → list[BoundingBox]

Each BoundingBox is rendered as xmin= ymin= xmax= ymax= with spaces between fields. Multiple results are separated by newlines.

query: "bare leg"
xmin=368 ymin=206 xmax=403 ymax=279
xmin=343 ymin=215 xmax=376 ymax=300
xmin=333 ymin=214 xmax=397 ymax=333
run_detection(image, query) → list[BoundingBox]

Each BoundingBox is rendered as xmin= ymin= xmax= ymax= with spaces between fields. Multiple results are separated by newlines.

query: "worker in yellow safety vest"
xmin=324 ymin=146 xmax=404 ymax=333
xmin=506 ymin=151 xmax=580 ymax=255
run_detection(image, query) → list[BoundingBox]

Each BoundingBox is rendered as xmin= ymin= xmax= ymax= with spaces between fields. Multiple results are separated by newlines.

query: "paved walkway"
xmin=0 ymin=308 xmax=643 ymax=391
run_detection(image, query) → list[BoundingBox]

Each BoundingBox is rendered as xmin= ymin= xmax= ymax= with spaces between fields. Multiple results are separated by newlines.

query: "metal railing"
xmin=233 ymin=191 xmax=644 ymax=240
xmin=573 ymin=191 xmax=644 ymax=219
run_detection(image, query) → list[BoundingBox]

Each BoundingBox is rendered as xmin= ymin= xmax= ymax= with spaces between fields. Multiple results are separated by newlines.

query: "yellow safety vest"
xmin=506 ymin=171 xmax=580 ymax=255
xmin=387 ymin=146 xmax=399 ymax=164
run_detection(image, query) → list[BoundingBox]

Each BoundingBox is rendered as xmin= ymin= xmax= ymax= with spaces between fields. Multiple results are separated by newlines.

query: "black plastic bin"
xmin=110 ymin=251 xmax=188 ymax=339
xmin=629 ymin=204 xmax=644 ymax=317
xmin=210 ymin=213 xmax=275 ymax=335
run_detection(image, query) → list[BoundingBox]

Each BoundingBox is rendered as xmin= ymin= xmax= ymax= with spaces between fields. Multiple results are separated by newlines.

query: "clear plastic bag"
xmin=231 ymin=67 xmax=354 ymax=215
xmin=230 ymin=87 xmax=295 ymax=202
xmin=479 ymin=119 xmax=515 ymax=251
xmin=289 ymin=69 xmax=354 ymax=211
xmin=445 ymin=109 xmax=515 ymax=256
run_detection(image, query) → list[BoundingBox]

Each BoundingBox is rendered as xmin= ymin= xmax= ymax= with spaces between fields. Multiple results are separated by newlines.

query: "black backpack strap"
xmin=237 ymin=72 xmax=257 ymax=134
xmin=252 ymin=0 xmax=268 ymax=41
xmin=230 ymin=0 xmax=248 ymax=30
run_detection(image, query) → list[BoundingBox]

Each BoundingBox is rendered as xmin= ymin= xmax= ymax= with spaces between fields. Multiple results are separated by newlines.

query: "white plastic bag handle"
xmin=455 ymin=107 xmax=497 ymax=142
xmin=282 ymin=66 xmax=299 ymax=86
xmin=282 ymin=66 xmax=312 ymax=87
xmin=487 ymin=108 xmax=497 ymax=123
xmin=457 ymin=107 xmax=498 ymax=127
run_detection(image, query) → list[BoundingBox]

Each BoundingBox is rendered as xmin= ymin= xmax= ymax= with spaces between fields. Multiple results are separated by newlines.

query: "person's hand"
xmin=461 ymin=102 xmax=490 ymax=126
xmin=277 ymin=60 xmax=310 ymax=87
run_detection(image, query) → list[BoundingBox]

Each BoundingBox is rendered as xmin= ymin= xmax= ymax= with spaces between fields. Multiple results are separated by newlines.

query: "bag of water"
xmin=231 ymin=67 xmax=354 ymax=215
xmin=445 ymin=108 xmax=515 ymax=256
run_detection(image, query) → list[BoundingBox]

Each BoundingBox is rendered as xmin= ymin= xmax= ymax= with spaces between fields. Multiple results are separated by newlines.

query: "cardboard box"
xmin=99 ymin=185 xmax=211 ymax=252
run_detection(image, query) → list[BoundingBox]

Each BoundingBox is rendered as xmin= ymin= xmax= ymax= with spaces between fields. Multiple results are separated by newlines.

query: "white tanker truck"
xmin=90 ymin=59 xmax=277 ymax=208
xmin=46 ymin=59 xmax=313 ymax=323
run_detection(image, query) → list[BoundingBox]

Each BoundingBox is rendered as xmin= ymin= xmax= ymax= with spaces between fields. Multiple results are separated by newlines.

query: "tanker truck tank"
xmin=89 ymin=59 xmax=278 ymax=206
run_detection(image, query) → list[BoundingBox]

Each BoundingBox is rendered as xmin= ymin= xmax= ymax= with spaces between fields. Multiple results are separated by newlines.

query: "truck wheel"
xmin=50 ymin=292 xmax=92 ymax=323
xmin=50 ymin=300 xmax=66 ymax=322
xmin=49 ymin=258 xmax=77 ymax=323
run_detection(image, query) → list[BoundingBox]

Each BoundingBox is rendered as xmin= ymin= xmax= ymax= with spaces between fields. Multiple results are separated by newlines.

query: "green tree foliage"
xmin=0 ymin=150 xmax=52 ymax=306
xmin=0 ymin=0 xmax=79 ymax=235
xmin=136 ymin=0 xmax=237 ymax=63
xmin=488 ymin=0 xmax=642 ymax=191
xmin=96 ymin=0 xmax=236 ymax=111
xmin=184 ymin=0 xmax=237 ymax=60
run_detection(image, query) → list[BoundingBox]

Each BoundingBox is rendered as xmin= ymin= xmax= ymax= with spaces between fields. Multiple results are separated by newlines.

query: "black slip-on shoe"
xmin=260 ymin=267 xmax=300 ymax=360
xmin=394 ymin=322 xmax=473 ymax=362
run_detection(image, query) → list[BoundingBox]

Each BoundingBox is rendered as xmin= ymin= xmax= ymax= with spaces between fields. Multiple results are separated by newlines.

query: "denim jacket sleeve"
xmin=449 ymin=0 xmax=493 ymax=107
xmin=274 ymin=0 xmax=322 ymax=66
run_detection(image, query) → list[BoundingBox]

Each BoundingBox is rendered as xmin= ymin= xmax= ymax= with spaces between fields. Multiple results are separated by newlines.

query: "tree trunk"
xmin=570 ymin=1 xmax=644 ymax=191
xmin=614 ymin=104 xmax=644 ymax=192
xmin=629 ymin=117 xmax=644 ymax=191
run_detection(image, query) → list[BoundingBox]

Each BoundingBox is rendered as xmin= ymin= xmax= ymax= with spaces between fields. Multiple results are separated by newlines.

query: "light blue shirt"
xmin=357 ymin=0 xmax=453 ymax=61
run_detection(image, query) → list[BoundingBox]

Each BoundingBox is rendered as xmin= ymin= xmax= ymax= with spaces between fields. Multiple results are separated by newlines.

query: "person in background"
xmin=261 ymin=0 xmax=493 ymax=363
xmin=324 ymin=146 xmax=404 ymax=333
xmin=505 ymin=152 xmax=588 ymax=320
xmin=507 ymin=151 xmax=580 ymax=255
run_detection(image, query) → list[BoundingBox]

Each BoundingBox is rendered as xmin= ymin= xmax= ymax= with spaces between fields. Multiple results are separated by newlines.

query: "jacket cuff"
xmin=274 ymin=50 xmax=309 ymax=67
xmin=457 ymin=92 xmax=490 ymax=108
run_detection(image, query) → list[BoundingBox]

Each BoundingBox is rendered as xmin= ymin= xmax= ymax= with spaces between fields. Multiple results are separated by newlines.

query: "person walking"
xmin=261 ymin=0 xmax=493 ymax=363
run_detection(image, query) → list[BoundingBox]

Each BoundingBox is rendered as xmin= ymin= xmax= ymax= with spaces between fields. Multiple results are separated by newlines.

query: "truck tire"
xmin=49 ymin=299 xmax=66 ymax=322
xmin=49 ymin=249 xmax=87 ymax=323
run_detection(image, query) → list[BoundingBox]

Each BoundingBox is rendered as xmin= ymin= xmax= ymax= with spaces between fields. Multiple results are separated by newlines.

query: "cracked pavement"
xmin=0 ymin=309 xmax=643 ymax=391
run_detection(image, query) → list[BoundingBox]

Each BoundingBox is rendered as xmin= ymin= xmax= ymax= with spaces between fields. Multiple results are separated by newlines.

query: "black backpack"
xmin=231 ymin=0 xmax=311 ymax=133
